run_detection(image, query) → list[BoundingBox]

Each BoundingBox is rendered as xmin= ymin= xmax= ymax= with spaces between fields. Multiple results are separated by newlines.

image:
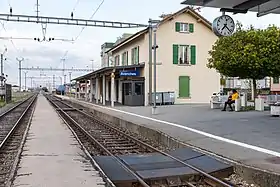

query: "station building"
xmin=73 ymin=7 xmax=220 ymax=106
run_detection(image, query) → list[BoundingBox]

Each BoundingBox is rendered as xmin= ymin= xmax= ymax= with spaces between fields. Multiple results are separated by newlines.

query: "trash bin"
xmin=151 ymin=92 xmax=163 ymax=105
xmin=240 ymin=93 xmax=247 ymax=107
xmin=255 ymin=98 xmax=264 ymax=111
xmin=271 ymin=102 xmax=280 ymax=117
xmin=162 ymin=91 xmax=175 ymax=105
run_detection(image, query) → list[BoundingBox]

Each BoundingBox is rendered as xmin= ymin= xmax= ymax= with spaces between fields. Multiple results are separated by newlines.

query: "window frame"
xmin=180 ymin=23 xmax=189 ymax=33
xmin=131 ymin=46 xmax=139 ymax=64
xmin=122 ymin=51 xmax=128 ymax=66
xmin=178 ymin=45 xmax=190 ymax=65
xmin=114 ymin=55 xmax=120 ymax=66
xmin=273 ymin=77 xmax=280 ymax=84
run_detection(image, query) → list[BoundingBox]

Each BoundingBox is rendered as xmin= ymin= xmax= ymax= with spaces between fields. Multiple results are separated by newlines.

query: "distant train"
xmin=42 ymin=87 xmax=48 ymax=92
xmin=56 ymin=85 xmax=65 ymax=95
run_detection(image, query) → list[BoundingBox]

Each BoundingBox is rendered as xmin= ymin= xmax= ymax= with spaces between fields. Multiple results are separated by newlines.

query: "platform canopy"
xmin=181 ymin=0 xmax=280 ymax=17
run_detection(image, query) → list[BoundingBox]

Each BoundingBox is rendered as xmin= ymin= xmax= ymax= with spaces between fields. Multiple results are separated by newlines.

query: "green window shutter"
xmin=175 ymin=22 xmax=180 ymax=32
xmin=131 ymin=48 xmax=134 ymax=64
xmin=122 ymin=53 xmax=124 ymax=65
xmin=189 ymin=23 xmax=194 ymax=33
xmin=136 ymin=46 xmax=139 ymax=64
xmin=126 ymin=52 xmax=128 ymax=65
xmin=179 ymin=76 xmax=190 ymax=97
xmin=173 ymin=44 xmax=179 ymax=64
xmin=190 ymin=45 xmax=196 ymax=65
xmin=273 ymin=77 xmax=279 ymax=84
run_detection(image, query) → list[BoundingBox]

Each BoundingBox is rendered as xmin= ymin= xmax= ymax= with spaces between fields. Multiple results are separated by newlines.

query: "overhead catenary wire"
xmin=0 ymin=21 xmax=20 ymax=54
xmin=73 ymin=0 xmax=105 ymax=41
xmin=59 ymin=0 xmax=105 ymax=67
xmin=72 ymin=0 xmax=81 ymax=13
xmin=7 ymin=0 xmax=11 ymax=8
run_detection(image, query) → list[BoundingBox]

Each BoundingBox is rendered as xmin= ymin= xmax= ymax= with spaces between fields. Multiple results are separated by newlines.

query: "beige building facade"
xmin=74 ymin=7 xmax=221 ymax=106
xmin=105 ymin=7 xmax=220 ymax=105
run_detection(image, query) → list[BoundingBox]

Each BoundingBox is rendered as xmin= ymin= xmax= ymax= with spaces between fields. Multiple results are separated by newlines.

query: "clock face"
xmin=212 ymin=15 xmax=235 ymax=37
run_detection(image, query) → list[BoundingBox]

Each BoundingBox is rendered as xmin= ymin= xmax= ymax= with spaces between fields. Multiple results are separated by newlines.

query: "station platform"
xmin=58 ymin=96 xmax=280 ymax=175
xmin=12 ymin=95 xmax=107 ymax=187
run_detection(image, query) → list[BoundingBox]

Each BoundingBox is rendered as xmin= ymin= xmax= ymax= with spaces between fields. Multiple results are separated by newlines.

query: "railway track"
xmin=46 ymin=95 xmax=234 ymax=187
xmin=0 ymin=94 xmax=37 ymax=187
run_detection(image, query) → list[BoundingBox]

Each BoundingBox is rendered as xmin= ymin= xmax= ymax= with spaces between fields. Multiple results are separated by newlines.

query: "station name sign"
xmin=120 ymin=70 xmax=139 ymax=76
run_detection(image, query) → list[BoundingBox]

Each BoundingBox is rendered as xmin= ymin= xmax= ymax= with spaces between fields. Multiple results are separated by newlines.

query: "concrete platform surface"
xmin=12 ymin=95 xmax=106 ymax=187
xmin=58 ymin=96 xmax=280 ymax=174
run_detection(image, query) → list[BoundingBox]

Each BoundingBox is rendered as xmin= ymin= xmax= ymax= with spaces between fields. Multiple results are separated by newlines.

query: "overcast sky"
xmin=0 ymin=0 xmax=280 ymax=88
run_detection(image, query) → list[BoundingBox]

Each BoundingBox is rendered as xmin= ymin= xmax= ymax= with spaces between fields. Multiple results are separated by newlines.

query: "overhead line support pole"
xmin=148 ymin=19 xmax=152 ymax=106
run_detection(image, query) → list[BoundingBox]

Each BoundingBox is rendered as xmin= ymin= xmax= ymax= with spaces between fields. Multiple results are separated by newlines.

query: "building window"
xmin=175 ymin=22 xmax=194 ymax=33
xmin=179 ymin=76 xmax=190 ymax=98
xmin=134 ymin=82 xmax=144 ymax=95
xmin=173 ymin=44 xmax=196 ymax=65
xmin=273 ymin=77 xmax=279 ymax=84
xmin=114 ymin=55 xmax=120 ymax=66
xmin=178 ymin=45 xmax=190 ymax=64
xmin=180 ymin=23 xmax=189 ymax=32
xmin=131 ymin=46 xmax=139 ymax=64
xmin=122 ymin=51 xmax=128 ymax=66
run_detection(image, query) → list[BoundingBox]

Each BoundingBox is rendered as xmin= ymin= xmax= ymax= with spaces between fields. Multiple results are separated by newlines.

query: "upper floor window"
xmin=175 ymin=22 xmax=194 ymax=33
xmin=131 ymin=46 xmax=139 ymax=64
xmin=114 ymin=55 xmax=120 ymax=66
xmin=273 ymin=77 xmax=279 ymax=84
xmin=180 ymin=23 xmax=189 ymax=32
xmin=173 ymin=44 xmax=196 ymax=65
xmin=122 ymin=51 xmax=128 ymax=66
xmin=178 ymin=45 xmax=190 ymax=65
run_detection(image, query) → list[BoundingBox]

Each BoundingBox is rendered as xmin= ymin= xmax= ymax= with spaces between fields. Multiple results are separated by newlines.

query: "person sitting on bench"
xmin=222 ymin=89 xmax=239 ymax=111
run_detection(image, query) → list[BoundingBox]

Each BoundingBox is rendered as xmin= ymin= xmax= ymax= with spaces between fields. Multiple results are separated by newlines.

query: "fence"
xmin=258 ymin=95 xmax=280 ymax=105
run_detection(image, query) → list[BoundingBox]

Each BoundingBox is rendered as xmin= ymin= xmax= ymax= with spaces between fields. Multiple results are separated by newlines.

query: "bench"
xmin=210 ymin=95 xmax=241 ymax=111
xmin=210 ymin=96 xmax=228 ymax=109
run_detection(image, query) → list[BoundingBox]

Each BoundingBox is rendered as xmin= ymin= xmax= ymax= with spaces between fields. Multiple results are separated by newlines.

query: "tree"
xmin=207 ymin=23 xmax=280 ymax=99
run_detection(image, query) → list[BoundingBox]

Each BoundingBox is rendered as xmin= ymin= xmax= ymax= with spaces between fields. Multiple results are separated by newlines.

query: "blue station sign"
xmin=120 ymin=70 xmax=140 ymax=76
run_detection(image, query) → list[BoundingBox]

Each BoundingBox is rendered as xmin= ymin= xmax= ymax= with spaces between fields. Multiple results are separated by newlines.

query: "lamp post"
xmin=16 ymin=57 xmax=24 ymax=92
xmin=149 ymin=19 xmax=160 ymax=115
xmin=59 ymin=76 xmax=63 ymax=96
xmin=23 ymin=71 xmax=28 ymax=91
xmin=0 ymin=47 xmax=7 ymax=86
xmin=0 ymin=47 xmax=7 ymax=101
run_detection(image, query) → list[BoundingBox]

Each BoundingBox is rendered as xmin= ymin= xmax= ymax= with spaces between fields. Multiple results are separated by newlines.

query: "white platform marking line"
xmin=66 ymin=98 xmax=280 ymax=157
xmin=85 ymin=103 xmax=280 ymax=158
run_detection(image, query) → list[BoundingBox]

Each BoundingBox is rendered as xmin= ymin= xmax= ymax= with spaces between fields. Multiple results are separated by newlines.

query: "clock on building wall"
xmin=212 ymin=15 xmax=235 ymax=37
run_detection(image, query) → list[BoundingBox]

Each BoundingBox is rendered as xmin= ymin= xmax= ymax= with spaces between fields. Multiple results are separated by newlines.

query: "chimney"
xmin=159 ymin=13 xmax=172 ymax=19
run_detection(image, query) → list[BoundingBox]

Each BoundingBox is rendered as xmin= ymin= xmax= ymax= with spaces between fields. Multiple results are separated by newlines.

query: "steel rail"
xmin=5 ymin=95 xmax=37 ymax=187
xmin=0 ymin=94 xmax=37 ymax=149
xmin=46 ymin=95 xmax=116 ymax=187
xmin=53 ymin=96 xmax=233 ymax=187
xmin=0 ymin=94 xmax=35 ymax=119
xmin=46 ymin=96 xmax=151 ymax=187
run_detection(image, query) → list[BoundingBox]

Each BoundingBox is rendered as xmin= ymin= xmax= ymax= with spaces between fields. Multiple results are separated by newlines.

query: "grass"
xmin=0 ymin=92 xmax=31 ymax=108
xmin=240 ymin=106 xmax=255 ymax=111
xmin=0 ymin=101 xmax=5 ymax=108
xmin=239 ymin=105 xmax=270 ymax=112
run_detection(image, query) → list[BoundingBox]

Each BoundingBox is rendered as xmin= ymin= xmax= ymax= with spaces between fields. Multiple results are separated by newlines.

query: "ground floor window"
xmin=134 ymin=82 xmax=144 ymax=95
xmin=273 ymin=77 xmax=279 ymax=84
xmin=179 ymin=76 xmax=190 ymax=97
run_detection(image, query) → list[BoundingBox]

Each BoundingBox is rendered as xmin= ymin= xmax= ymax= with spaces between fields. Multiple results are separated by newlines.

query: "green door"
xmin=179 ymin=76 xmax=190 ymax=97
